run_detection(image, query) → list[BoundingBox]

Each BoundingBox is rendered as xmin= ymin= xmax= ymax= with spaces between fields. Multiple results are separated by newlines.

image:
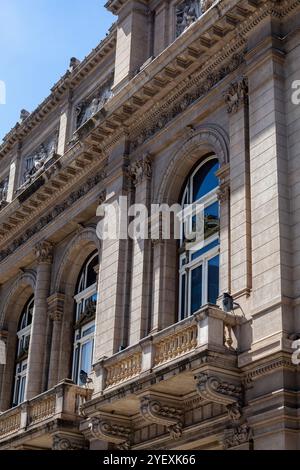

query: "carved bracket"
xmin=89 ymin=417 xmax=132 ymax=450
xmin=195 ymin=372 xmax=242 ymax=406
xmin=140 ymin=396 xmax=183 ymax=440
xmin=52 ymin=433 xmax=86 ymax=450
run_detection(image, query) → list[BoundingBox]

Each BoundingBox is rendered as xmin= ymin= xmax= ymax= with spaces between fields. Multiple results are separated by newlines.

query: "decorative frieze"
xmin=89 ymin=417 xmax=131 ymax=450
xmin=140 ymin=396 xmax=183 ymax=439
xmin=130 ymin=52 xmax=245 ymax=151
xmin=0 ymin=171 xmax=106 ymax=264
xmin=224 ymin=77 xmax=248 ymax=114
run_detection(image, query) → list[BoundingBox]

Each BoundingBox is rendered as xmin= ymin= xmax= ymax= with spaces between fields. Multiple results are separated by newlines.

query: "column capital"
xmin=34 ymin=241 xmax=53 ymax=264
xmin=129 ymin=153 xmax=152 ymax=186
xmin=224 ymin=77 xmax=248 ymax=114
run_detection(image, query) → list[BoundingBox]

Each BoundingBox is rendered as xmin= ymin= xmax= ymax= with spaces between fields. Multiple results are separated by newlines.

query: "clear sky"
xmin=0 ymin=0 xmax=114 ymax=142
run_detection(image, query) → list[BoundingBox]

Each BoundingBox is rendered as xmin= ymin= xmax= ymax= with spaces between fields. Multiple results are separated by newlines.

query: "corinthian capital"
xmin=34 ymin=241 xmax=53 ymax=264
xmin=129 ymin=153 xmax=152 ymax=186
xmin=224 ymin=77 xmax=248 ymax=114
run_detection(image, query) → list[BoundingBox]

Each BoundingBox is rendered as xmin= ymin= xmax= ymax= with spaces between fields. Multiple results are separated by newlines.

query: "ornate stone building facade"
xmin=0 ymin=0 xmax=299 ymax=450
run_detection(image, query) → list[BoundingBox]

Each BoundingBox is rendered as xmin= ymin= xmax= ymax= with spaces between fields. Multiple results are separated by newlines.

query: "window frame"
xmin=72 ymin=252 xmax=98 ymax=385
xmin=178 ymin=155 xmax=220 ymax=320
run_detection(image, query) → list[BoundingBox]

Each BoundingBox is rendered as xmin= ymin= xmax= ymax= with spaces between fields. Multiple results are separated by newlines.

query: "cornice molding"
xmin=0 ymin=171 xmax=106 ymax=264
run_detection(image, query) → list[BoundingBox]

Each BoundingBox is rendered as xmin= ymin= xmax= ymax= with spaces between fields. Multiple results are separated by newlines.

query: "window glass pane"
xmin=208 ymin=255 xmax=220 ymax=304
xmin=204 ymin=201 xmax=219 ymax=239
xmin=193 ymin=159 xmax=219 ymax=202
xmin=86 ymin=256 xmax=98 ymax=287
xmin=20 ymin=376 xmax=26 ymax=403
xmin=180 ymin=274 xmax=186 ymax=320
xmin=73 ymin=346 xmax=80 ymax=383
xmin=83 ymin=324 xmax=95 ymax=337
xmin=191 ymin=265 xmax=202 ymax=314
xmin=80 ymin=340 xmax=93 ymax=383
xmin=191 ymin=238 xmax=220 ymax=261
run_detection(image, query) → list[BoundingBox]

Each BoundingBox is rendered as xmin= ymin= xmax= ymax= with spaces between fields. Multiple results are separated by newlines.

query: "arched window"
xmin=72 ymin=252 xmax=98 ymax=385
xmin=13 ymin=296 xmax=34 ymax=406
xmin=179 ymin=156 xmax=220 ymax=320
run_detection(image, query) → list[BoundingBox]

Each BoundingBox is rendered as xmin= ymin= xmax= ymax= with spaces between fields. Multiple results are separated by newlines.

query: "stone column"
xmin=151 ymin=238 xmax=177 ymax=333
xmin=94 ymin=148 xmax=132 ymax=359
xmin=225 ymin=77 xmax=252 ymax=302
xmin=47 ymin=293 xmax=65 ymax=389
xmin=246 ymin=46 xmax=292 ymax=346
xmin=128 ymin=154 xmax=152 ymax=344
xmin=25 ymin=241 xmax=53 ymax=400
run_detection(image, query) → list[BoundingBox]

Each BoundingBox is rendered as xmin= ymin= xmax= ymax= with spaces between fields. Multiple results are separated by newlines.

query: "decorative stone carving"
xmin=129 ymin=154 xmax=152 ymax=186
xmin=140 ymin=396 xmax=183 ymax=439
xmin=19 ymin=109 xmax=30 ymax=123
xmin=223 ymin=403 xmax=252 ymax=449
xmin=217 ymin=185 xmax=230 ymax=203
xmin=52 ymin=434 xmax=86 ymax=450
xmin=20 ymin=131 xmax=59 ymax=191
xmin=223 ymin=422 xmax=252 ymax=449
xmin=89 ymin=417 xmax=131 ymax=450
xmin=0 ymin=175 xmax=9 ymax=208
xmin=224 ymin=77 xmax=248 ymax=114
xmin=0 ymin=170 xmax=106 ymax=264
xmin=76 ymin=75 xmax=113 ymax=129
xmin=195 ymin=373 xmax=242 ymax=405
xmin=176 ymin=1 xmax=213 ymax=37
xmin=34 ymin=241 xmax=53 ymax=264
xmin=131 ymin=52 xmax=245 ymax=151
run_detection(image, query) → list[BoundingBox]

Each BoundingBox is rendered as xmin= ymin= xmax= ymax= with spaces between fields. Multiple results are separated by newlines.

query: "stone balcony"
xmin=81 ymin=306 xmax=246 ymax=450
xmin=0 ymin=379 xmax=92 ymax=449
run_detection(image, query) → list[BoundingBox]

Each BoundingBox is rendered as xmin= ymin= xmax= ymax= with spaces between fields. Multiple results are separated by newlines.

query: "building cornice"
xmin=0 ymin=26 xmax=117 ymax=160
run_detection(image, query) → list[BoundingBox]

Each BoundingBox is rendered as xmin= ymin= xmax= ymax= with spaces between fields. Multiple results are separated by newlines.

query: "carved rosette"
xmin=89 ymin=418 xmax=131 ymax=450
xmin=34 ymin=241 xmax=53 ymax=264
xmin=224 ymin=77 xmax=248 ymax=114
xmin=129 ymin=154 xmax=152 ymax=186
xmin=140 ymin=397 xmax=183 ymax=440
xmin=195 ymin=373 xmax=242 ymax=406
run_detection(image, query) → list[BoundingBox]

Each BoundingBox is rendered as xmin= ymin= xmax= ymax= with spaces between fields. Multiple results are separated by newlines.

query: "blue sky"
xmin=0 ymin=0 xmax=114 ymax=141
